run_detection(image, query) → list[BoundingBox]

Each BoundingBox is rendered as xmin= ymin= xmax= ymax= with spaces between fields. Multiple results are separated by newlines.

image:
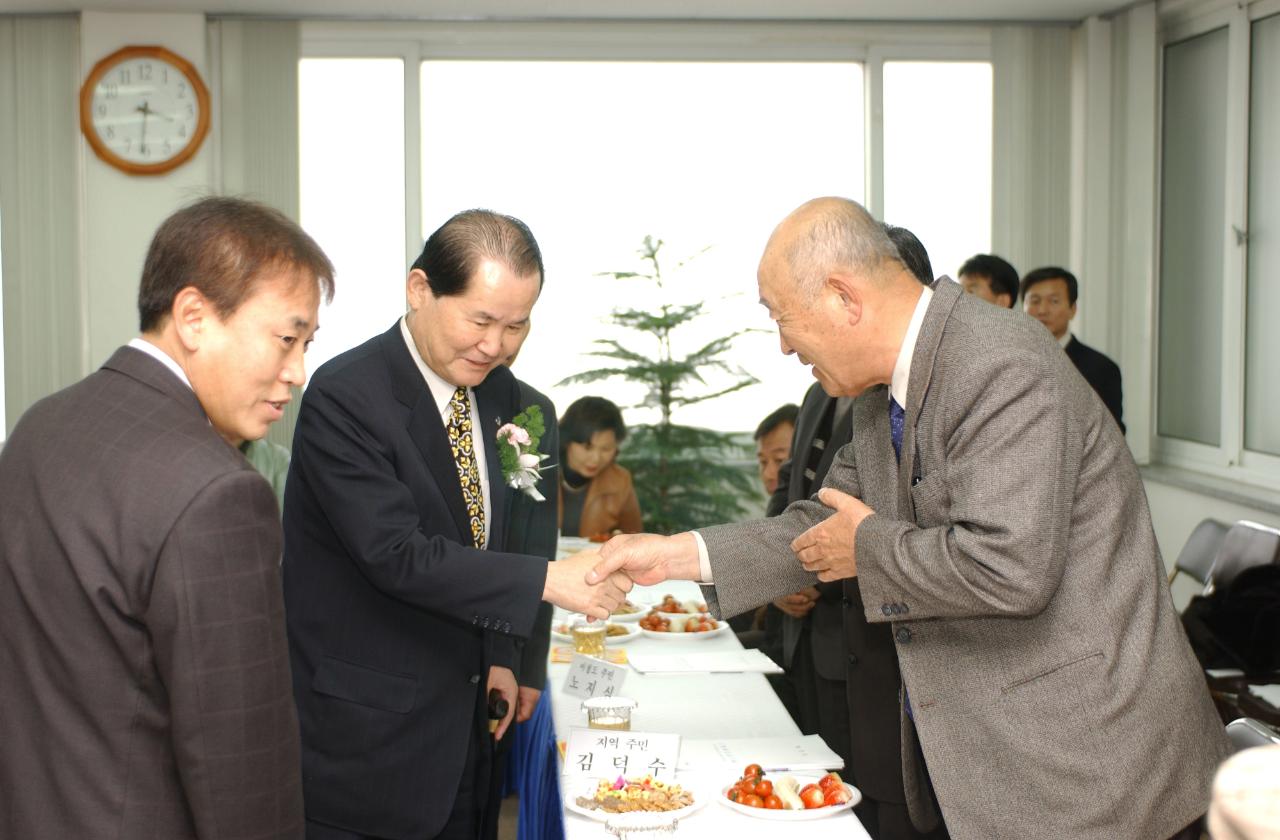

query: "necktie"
xmin=889 ymin=394 xmax=913 ymax=719
xmin=447 ymin=386 xmax=485 ymax=548
xmin=889 ymin=396 xmax=905 ymax=463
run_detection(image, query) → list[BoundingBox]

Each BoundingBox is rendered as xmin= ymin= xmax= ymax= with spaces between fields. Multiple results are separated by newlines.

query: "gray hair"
xmin=782 ymin=198 xmax=900 ymax=300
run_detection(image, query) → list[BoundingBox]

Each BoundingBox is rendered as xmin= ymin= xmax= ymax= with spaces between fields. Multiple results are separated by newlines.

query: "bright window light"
xmin=421 ymin=61 xmax=864 ymax=430
xmin=299 ymin=57 xmax=406 ymax=380
xmin=883 ymin=61 xmax=993 ymax=282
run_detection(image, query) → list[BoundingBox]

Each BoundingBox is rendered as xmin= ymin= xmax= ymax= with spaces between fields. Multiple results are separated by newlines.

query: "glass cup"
xmin=583 ymin=696 xmax=637 ymax=731
xmin=570 ymin=617 xmax=607 ymax=657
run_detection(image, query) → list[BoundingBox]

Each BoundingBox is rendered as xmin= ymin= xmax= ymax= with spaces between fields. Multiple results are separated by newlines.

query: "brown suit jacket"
xmin=0 ymin=347 xmax=302 ymax=839
xmin=700 ymin=280 xmax=1228 ymax=840
xmin=558 ymin=462 xmax=642 ymax=538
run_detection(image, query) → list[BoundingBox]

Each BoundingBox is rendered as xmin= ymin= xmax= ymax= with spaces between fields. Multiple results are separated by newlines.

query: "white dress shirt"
xmin=400 ymin=317 xmax=492 ymax=547
xmin=1057 ymin=331 xmax=1073 ymax=350
xmin=128 ymin=337 xmax=193 ymax=391
xmin=693 ymin=284 xmax=935 ymax=582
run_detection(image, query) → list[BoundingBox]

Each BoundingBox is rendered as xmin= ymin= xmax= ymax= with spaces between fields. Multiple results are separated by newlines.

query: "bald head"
xmin=765 ymin=197 xmax=902 ymax=301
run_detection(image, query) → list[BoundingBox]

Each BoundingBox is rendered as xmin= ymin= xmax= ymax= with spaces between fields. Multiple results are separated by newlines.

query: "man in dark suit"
xmin=0 ymin=197 xmax=335 ymax=839
xmin=1020 ymin=266 xmax=1124 ymax=432
xmin=283 ymin=210 xmax=628 ymax=840
xmin=481 ymin=322 xmax=559 ymax=840
xmin=772 ymin=224 xmax=944 ymax=840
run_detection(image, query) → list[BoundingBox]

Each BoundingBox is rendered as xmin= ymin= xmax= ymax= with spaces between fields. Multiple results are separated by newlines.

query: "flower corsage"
xmin=497 ymin=405 xmax=549 ymax=501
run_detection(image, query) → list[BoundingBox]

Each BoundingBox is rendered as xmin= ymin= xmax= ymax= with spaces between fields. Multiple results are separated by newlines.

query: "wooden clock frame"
xmin=79 ymin=45 xmax=211 ymax=176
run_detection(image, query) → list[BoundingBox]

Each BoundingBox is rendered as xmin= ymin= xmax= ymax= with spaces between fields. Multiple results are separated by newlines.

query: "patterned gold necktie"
xmin=447 ymin=386 xmax=485 ymax=548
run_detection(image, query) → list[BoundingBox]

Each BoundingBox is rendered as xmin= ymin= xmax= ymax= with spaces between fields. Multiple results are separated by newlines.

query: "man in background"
xmin=0 ymin=197 xmax=334 ymax=840
xmin=283 ymin=210 xmax=629 ymax=840
xmin=1021 ymin=266 xmax=1124 ymax=432
xmin=957 ymin=253 xmax=1018 ymax=308
xmin=593 ymin=197 xmax=1226 ymax=840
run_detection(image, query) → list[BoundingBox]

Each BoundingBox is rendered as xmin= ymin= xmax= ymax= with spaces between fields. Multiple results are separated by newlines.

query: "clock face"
xmin=81 ymin=46 xmax=210 ymax=175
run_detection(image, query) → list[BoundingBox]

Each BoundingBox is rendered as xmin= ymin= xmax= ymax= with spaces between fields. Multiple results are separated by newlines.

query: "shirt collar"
xmin=401 ymin=316 xmax=462 ymax=417
xmin=889 ymin=285 xmax=933 ymax=407
xmin=128 ymin=338 xmax=193 ymax=391
xmin=1058 ymin=330 xmax=1073 ymax=350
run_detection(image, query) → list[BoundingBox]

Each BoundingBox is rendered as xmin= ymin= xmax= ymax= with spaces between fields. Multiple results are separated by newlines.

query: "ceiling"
xmin=0 ymin=0 xmax=1138 ymax=23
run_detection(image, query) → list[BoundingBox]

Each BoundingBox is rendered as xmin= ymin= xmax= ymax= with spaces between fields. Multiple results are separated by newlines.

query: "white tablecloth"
xmin=549 ymin=581 xmax=871 ymax=840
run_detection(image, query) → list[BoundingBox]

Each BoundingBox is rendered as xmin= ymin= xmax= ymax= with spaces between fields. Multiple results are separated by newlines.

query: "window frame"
xmin=1153 ymin=0 xmax=1280 ymax=491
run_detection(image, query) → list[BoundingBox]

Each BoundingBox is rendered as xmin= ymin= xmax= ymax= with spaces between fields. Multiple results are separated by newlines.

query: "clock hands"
xmin=135 ymin=100 xmax=151 ymax=155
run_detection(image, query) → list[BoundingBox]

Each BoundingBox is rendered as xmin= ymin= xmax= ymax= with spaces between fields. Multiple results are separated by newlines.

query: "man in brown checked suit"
xmin=0 ymin=197 xmax=334 ymax=839
xmin=591 ymin=197 xmax=1230 ymax=840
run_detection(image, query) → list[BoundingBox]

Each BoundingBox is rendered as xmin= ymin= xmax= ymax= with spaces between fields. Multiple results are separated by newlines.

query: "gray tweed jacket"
xmin=699 ymin=279 xmax=1228 ymax=840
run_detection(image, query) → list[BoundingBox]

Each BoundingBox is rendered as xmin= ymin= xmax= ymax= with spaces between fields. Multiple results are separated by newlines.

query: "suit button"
xmin=901 ymin=603 xmax=909 ymax=614
xmin=842 ymin=597 xmax=852 ymax=608
xmin=847 ymin=653 xmax=859 ymax=666
xmin=889 ymin=604 xmax=900 ymax=615
xmin=881 ymin=604 xmax=892 ymax=616
xmin=896 ymin=627 xmax=912 ymax=644
xmin=469 ymin=674 xmax=480 ymax=684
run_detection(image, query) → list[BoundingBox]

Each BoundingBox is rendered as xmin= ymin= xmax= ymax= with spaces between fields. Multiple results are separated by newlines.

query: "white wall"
xmin=79 ymin=11 xmax=213 ymax=368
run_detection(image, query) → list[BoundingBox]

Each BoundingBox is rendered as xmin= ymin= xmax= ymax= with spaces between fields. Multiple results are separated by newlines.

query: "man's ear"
xmin=170 ymin=286 xmax=210 ymax=352
xmin=406 ymin=268 xmax=431 ymax=310
xmin=996 ymin=293 xmax=1013 ymax=309
xmin=827 ymin=273 xmax=863 ymax=326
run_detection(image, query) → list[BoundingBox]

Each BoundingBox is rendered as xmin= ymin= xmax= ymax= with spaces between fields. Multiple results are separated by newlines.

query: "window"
xmin=882 ymin=61 xmax=993 ymax=281
xmin=299 ymin=23 xmax=992 ymax=431
xmin=1245 ymin=12 xmax=1280 ymax=456
xmin=299 ymin=57 xmax=406 ymax=379
xmin=420 ymin=60 xmax=863 ymax=429
xmin=1156 ymin=7 xmax=1280 ymax=487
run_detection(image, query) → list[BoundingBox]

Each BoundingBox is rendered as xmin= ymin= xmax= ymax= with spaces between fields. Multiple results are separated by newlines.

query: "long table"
xmin=548 ymin=581 xmax=872 ymax=839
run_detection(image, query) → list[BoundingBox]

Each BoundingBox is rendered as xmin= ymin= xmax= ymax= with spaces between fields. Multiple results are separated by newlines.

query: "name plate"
xmin=563 ymin=728 xmax=680 ymax=781
xmin=561 ymin=653 xmax=627 ymax=699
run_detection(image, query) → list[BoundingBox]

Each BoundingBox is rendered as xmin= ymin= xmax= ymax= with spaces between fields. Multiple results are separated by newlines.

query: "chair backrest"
xmin=1208 ymin=520 xmax=1280 ymax=593
xmin=1171 ymin=518 xmax=1230 ymax=586
xmin=1226 ymin=717 xmax=1280 ymax=753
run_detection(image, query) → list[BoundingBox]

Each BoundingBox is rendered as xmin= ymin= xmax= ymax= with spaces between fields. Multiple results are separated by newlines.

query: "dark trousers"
xmin=305 ymin=719 xmax=487 ymax=840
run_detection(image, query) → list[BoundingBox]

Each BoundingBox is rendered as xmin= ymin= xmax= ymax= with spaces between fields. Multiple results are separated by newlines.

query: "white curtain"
xmin=0 ymin=15 xmax=82 ymax=437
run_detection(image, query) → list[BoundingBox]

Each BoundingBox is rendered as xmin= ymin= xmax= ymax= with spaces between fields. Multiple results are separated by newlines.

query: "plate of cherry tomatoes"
xmin=718 ymin=764 xmax=860 ymax=821
xmin=637 ymin=611 xmax=726 ymax=639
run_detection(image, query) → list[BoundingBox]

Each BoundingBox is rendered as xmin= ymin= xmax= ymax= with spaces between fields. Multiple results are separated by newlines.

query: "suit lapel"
xmin=380 ymin=324 xmax=471 ymax=542
xmin=850 ymin=385 xmax=899 ymax=516
xmin=789 ymin=388 xmax=829 ymax=504
xmin=813 ymin=398 xmax=853 ymax=487
xmin=103 ymin=346 xmax=210 ymax=424
xmin=899 ymin=280 xmax=962 ymax=518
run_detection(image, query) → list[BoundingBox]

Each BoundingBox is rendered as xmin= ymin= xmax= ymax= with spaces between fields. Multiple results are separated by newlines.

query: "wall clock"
xmin=79 ymin=45 xmax=211 ymax=176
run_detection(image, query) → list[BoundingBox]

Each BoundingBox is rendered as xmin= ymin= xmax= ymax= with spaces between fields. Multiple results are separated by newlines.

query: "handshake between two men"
xmin=551 ymin=487 xmax=873 ymax=619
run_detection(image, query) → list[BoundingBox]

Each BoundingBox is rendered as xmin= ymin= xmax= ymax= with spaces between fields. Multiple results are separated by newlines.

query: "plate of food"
xmin=649 ymin=593 xmax=709 ymax=615
xmin=608 ymin=599 xmax=653 ymax=623
xmin=638 ymin=611 xmax=727 ymax=640
xmin=717 ymin=765 xmax=859 ymax=821
xmin=565 ymin=774 xmax=705 ymax=822
xmin=551 ymin=621 xmax=641 ymax=644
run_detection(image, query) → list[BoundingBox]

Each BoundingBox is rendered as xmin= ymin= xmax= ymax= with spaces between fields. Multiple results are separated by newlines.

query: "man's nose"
xmin=779 ymin=331 xmax=794 ymax=356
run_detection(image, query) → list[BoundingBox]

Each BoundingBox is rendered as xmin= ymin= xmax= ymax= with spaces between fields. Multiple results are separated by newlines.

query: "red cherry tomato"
xmin=764 ymin=794 xmax=783 ymax=810
xmin=818 ymin=772 xmax=843 ymax=793
xmin=742 ymin=794 xmax=765 ymax=808
xmin=743 ymin=764 xmax=763 ymax=779
xmin=800 ymin=784 xmax=826 ymax=809
xmin=755 ymin=779 xmax=773 ymax=798
xmin=824 ymin=786 xmax=852 ymax=806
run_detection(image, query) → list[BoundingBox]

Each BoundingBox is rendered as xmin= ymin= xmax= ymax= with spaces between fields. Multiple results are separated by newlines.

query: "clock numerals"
xmin=117 ymin=67 xmax=130 ymax=85
xmin=138 ymin=62 xmax=153 ymax=82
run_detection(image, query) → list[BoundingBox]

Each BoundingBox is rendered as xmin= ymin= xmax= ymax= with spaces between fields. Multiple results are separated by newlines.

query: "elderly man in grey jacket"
xmin=589 ymin=197 xmax=1228 ymax=840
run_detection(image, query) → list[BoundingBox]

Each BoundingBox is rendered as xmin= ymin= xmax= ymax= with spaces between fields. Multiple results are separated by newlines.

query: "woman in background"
xmin=558 ymin=396 xmax=642 ymax=539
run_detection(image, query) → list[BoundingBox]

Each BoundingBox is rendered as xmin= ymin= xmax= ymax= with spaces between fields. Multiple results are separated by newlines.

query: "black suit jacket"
xmin=507 ymin=379 xmax=559 ymax=689
xmin=769 ymin=381 xmax=906 ymax=805
xmin=282 ymin=322 xmax=547 ymax=840
xmin=1065 ymin=335 xmax=1124 ymax=433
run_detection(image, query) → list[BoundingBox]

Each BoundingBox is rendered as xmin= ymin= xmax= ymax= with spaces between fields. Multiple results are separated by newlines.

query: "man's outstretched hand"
xmin=587 ymin=532 xmax=703 ymax=588
xmin=543 ymin=550 xmax=632 ymax=621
